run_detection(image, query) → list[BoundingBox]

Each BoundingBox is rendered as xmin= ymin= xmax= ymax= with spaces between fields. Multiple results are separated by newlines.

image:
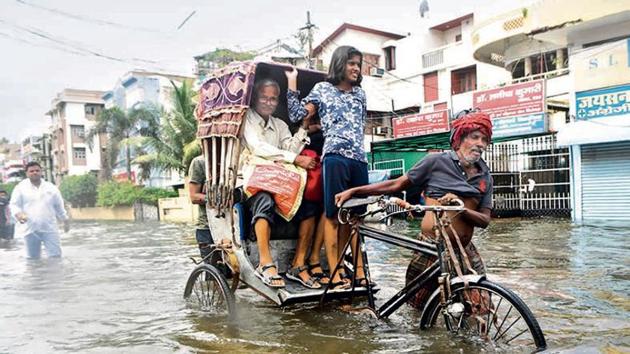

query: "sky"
xmin=0 ymin=0 xmax=507 ymax=143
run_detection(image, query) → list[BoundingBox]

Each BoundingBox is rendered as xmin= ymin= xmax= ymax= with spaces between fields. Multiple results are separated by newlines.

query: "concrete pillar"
xmin=556 ymin=49 xmax=564 ymax=70
xmin=524 ymin=57 xmax=532 ymax=76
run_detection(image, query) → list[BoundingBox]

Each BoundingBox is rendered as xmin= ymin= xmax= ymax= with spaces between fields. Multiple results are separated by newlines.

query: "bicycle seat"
xmin=341 ymin=196 xmax=381 ymax=209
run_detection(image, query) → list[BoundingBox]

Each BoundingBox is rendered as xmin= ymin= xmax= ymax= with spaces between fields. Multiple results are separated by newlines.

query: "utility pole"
xmin=300 ymin=11 xmax=316 ymax=69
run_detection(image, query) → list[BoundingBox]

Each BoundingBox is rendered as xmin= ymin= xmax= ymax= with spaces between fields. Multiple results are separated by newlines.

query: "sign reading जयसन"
xmin=392 ymin=110 xmax=450 ymax=138
xmin=472 ymin=80 xmax=547 ymax=138
xmin=576 ymin=84 xmax=630 ymax=121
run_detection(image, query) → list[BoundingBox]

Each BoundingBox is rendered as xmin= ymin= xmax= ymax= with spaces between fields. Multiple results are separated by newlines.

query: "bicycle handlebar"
xmin=337 ymin=195 xmax=466 ymax=224
xmin=387 ymin=197 xmax=465 ymax=212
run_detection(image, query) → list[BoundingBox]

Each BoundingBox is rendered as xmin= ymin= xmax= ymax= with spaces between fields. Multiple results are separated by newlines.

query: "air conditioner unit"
xmin=370 ymin=67 xmax=385 ymax=77
xmin=373 ymin=126 xmax=389 ymax=135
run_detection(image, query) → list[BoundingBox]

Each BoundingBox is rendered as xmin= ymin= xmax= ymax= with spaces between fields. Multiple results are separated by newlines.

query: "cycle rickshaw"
xmin=183 ymin=61 xmax=547 ymax=352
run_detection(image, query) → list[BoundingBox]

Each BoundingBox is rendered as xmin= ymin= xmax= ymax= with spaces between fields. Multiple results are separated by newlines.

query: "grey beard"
xmin=463 ymin=155 xmax=480 ymax=165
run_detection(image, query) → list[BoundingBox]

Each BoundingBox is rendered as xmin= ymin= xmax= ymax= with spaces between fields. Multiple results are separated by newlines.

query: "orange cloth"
xmin=450 ymin=112 xmax=493 ymax=150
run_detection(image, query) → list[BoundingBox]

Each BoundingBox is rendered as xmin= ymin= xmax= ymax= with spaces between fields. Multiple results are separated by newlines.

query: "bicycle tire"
xmin=420 ymin=279 xmax=546 ymax=352
xmin=184 ymin=264 xmax=236 ymax=319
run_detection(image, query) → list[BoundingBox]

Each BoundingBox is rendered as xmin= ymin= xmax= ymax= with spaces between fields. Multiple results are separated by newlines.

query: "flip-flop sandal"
xmin=307 ymin=263 xmax=330 ymax=285
xmin=328 ymin=280 xmax=351 ymax=290
xmin=286 ymin=265 xmax=322 ymax=289
xmin=352 ymin=266 xmax=376 ymax=287
xmin=255 ymin=263 xmax=285 ymax=288
xmin=353 ymin=278 xmax=377 ymax=288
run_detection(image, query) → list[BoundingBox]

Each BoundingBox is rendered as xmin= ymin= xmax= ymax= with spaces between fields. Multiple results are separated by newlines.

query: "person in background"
xmin=10 ymin=162 xmax=70 ymax=259
xmin=188 ymin=154 xmax=213 ymax=261
xmin=0 ymin=188 xmax=14 ymax=240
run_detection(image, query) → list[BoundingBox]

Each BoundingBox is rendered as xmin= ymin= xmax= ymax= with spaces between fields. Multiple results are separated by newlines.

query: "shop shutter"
xmin=581 ymin=141 xmax=630 ymax=222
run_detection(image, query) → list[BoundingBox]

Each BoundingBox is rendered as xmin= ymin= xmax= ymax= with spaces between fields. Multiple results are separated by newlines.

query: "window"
xmin=423 ymin=71 xmax=438 ymax=103
xmin=451 ymin=65 xmax=477 ymax=95
xmin=85 ymin=104 xmax=97 ymax=116
xmin=384 ymin=46 xmax=396 ymax=71
xmin=73 ymin=147 xmax=86 ymax=165
xmin=361 ymin=53 xmax=380 ymax=76
xmin=73 ymin=147 xmax=86 ymax=159
xmin=70 ymin=125 xmax=85 ymax=142
xmin=455 ymin=34 xmax=462 ymax=42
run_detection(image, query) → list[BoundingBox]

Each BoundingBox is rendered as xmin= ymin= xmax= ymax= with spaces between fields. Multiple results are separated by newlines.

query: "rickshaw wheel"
xmin=184 ymin=264 xmax=236 ymax=318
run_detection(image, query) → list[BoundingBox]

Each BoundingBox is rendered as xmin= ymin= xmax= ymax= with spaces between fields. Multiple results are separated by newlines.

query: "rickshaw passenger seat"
xmin=233 ymin=200 xmax=300 ymax=242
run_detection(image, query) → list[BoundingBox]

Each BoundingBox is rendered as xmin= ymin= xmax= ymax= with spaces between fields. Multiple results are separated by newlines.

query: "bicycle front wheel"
xmin=420 ymin=279 xmax=546 ymax=352
xmin=184 ymin=264 xmax=236 ymax=318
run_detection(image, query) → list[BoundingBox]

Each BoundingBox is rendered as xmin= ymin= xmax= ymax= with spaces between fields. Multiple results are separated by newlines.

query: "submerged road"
xmin=0 ymin=218 xmax=628 ymax=353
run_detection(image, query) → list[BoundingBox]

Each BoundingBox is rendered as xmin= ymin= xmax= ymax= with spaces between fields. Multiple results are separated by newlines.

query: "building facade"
xmin=0 ymin=143 xmax=22 ymax=183
xmin=473 ymin=0 xmax=630 ymax=223
xmin=103 ymin=70 xmax=193 ymax=187
xmin=46 ymin=89 xmax=106 ymax=183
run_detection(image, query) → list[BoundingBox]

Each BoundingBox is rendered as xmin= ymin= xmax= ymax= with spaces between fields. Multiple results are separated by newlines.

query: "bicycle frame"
xmin=320 ymin=197 xmax=480 ymax=319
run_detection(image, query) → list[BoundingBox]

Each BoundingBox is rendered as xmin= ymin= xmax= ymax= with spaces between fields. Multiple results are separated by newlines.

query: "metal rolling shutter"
xmin=581 ymin=141 xmax=630 ymax=222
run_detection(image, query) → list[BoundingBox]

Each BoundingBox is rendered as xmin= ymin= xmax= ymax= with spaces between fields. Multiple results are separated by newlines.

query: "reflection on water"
xmin=0 ymin=219 xmax=628 ymax=353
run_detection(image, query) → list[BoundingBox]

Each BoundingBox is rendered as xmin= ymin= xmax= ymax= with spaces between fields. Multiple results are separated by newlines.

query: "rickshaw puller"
xmin=335 ymin=110 xmax=494 ymax=308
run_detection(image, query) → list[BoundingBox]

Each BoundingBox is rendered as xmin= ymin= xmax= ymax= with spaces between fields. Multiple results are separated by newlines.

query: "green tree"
xmin=59 ymin=174 xmax=98 ymax=207
xmin=134 ymin=80 xmax=201 ymax=177
xmin=198 ymin=48 xmax=255 ymax=68
xmin=87 ymin=105 xmax=161 ymax=182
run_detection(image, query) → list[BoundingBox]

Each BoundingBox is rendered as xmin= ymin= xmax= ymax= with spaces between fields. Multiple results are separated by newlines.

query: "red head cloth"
xmin=450 ymin=111 xmax=493 ymax=150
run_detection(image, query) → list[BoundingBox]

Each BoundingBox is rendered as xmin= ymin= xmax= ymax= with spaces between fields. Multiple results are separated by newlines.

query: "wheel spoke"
xmin=456 ymin=309 xmax=465 ymax=333
xmin=443 ymin=312 xmax=453 ymax=331
xmin=493 ymin=304 xmax=513 ymax=341
xmin=505 ymin=328 xmax=529 ymax=344
xmin=484 ymin=292 xmax=493 ymax=337
xmin=201 ymin=278 xmax=209 ymax=308
xmin=495 ymin=315 xmax=522 ymax=342
xmin=208 ymin=277 xmax=215 ymax=308
xmin=192 ymin=278 xmax=203 ymax=305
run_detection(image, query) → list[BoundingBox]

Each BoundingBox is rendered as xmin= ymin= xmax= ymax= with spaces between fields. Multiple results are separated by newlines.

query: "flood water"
xmin=0 ymin=218 xmax=628 ymax=353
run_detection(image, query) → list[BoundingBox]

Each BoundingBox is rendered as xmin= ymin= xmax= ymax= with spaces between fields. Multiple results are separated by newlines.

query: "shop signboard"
xmin=473 ymin=80 xmax=546 ymax=138
xmin=392 ymin=110 xmax=450 ymax=138
xmin=576 ymin=83 xmax=630 ymax=121
xmin=572 ymin=38 xmax=630 ymax=92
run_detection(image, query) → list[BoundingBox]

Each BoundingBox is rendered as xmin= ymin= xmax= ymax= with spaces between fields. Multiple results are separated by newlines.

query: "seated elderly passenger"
xmin=241 ymin=79 xmax=321 ymax=289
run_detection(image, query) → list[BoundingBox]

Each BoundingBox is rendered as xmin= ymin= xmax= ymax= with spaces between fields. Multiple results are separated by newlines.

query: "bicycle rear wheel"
xmin=420 ymin=279 xmax=546 ymax=352
xmin=184 ymin=264 xmax=236 ymax=318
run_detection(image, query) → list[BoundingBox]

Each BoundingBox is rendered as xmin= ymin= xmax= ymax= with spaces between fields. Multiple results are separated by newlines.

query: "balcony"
xmin=473 ymin=0 xmax=630 ymax=67
xmin=471 ymin=8 xmax=529 ymax=66
xmin=512 ymin=68 xmax=570 ymax=97
xmin=421 ymin=42 xmax=470 ymax=72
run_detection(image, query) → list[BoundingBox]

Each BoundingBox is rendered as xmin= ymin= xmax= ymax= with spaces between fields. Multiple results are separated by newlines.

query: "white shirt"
xmin=241 ymin=109 xmax=309 ymax=163
xmin=9 ymin=178 xmax=68 ymax=236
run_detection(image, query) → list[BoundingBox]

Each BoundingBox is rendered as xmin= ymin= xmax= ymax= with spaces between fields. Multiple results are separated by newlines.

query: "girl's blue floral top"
xmin=288 ymin=81 xmax=367 ymax=163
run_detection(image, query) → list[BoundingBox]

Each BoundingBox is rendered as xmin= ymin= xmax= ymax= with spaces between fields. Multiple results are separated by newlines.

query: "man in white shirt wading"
xmin=10 ymin=162 xmax=70 ymax=259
